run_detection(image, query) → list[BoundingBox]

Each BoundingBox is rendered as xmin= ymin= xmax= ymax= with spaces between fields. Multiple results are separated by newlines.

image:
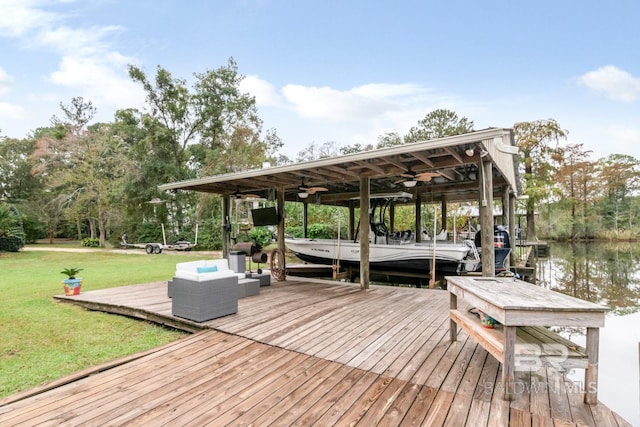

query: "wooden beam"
xmin=222 ymin=196 xmax=231 ymax=258
xmin=302 ymin=201 xmax=308 ymax=238
xmin=359 ymin=176 xmax=370 ymax=290
xmin=508 ymin=190 xmax=516 ymax=267
xmin=444 ymin=146 xmax=464 ymax=163
xmin=415 ymin=192 xmax=422 ymax=243
xmin=479 ymin=159 xmax=495 ymax=276
xmin=407 ymin=152 xmax=435 ymax=167
xmin=276 ymin=186 xmax=286 ymax=267
xmin=355 ymin=160 xmax=387 ymax=175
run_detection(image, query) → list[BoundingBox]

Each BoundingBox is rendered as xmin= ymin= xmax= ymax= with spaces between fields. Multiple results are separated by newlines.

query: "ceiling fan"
xmin=231 ymin=186 xmax=260 ymax=199
xmin=394 ymin=167 xmax=440 ymax=187
xmin=298 ymin=179 xmax=328 ymax=198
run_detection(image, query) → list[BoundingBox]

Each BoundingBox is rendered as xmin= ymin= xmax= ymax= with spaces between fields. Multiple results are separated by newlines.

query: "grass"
xmin=0 ymin=247 xmax=216 ymax=399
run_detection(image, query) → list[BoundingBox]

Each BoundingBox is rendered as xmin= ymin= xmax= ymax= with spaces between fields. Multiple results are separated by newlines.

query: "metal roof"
xmin=158 ymin=127 xmax=521 ymax=206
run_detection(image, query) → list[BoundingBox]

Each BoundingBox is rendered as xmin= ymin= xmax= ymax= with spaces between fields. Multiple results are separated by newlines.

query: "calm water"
xmin=536 ymin=242 xmax=640 ymax=425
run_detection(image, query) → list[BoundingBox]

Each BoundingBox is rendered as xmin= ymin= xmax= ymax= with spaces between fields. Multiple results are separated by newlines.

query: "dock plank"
xmin=0 ymin=278 xmax=627 ymax=426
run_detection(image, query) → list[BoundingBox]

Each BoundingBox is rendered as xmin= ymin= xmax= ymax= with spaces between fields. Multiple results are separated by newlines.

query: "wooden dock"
xmin=0 ymin=278 xmax=631 ymax=426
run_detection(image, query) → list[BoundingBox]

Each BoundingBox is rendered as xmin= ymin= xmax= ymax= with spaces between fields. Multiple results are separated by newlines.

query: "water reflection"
xmin=536 ymin=242 xmax=640 ymax=314
xmin=536 ymin=242 xmax=640 ymax=424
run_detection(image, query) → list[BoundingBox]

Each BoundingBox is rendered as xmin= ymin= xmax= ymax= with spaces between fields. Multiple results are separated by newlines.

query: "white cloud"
xmin=0 ymin=0 xmax=62 ymax=37
xmin=239 ymin=75 xmax=283 ymax=107
xmin=0 ymin=66 xmax=14 ymax=94
xmin=49 ymin=55 xmax=145 ymax=109
xmin=0 ymin=1 xmax=145 ymax=117
xmin=33 ymin=24 xmax=124 ymax=56
xmin=281 ymin=83 xmax=426 ymax=121
xmin=0 ymin=101 xmax=25 ymax=119
xmin=578 ymin=65 xmax=640 ymax=103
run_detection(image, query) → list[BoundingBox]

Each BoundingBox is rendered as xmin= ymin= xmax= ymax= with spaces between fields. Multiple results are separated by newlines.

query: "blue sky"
xmin=1 ymin=0 xmax=639 ymax=160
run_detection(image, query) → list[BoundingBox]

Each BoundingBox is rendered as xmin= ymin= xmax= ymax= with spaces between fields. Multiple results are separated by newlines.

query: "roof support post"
xmin=501 ymin=187 xmax=510 ymax=269
xmin=276 ymin=186 xmax=286 ymax=261
xmin=508 ymin=190 xmax=516 ymax=267
xmin=389 ymin=202 xmax=395 ymax=238
xmin=440 ymin=195 xmax=447 ymax=236
xmin=479 ymin=159 xmax=495 ymax=276
xmin=222 ymin=195 xmax=231 ymax=259
xmin=415 ymin=192 xmax=422 ymax=243
xmin=302 ymin=201 xmax=308 ymax=238
xmin=348 ymin=201 xmax=355 ymax=241
xmin=359 ymin=176 xmax=370 ymax=290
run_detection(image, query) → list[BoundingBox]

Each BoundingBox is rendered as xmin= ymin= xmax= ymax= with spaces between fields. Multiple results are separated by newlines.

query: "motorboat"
xmin=284 ymin=192 xmax=480 ymax=275
xmin=284 ymin=237 xmax=479 ymax=274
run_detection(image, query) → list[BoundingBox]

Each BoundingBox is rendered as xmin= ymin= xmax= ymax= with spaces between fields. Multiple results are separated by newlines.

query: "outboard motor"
xmin=494 ymin=225 xmax=511 ymax=249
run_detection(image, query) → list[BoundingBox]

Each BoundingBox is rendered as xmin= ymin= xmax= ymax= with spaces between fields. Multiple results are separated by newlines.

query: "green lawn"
xmin=0 ymin=247 xmax=215 ymax=399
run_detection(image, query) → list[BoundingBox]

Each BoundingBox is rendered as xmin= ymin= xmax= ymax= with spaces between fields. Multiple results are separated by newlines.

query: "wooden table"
xmin=446 ymin=276 xmax=608 ymax=404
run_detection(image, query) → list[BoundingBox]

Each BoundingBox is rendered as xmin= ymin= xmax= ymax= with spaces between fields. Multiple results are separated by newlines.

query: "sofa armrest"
xmin=174 ymin=269 xmax=237 ymax=282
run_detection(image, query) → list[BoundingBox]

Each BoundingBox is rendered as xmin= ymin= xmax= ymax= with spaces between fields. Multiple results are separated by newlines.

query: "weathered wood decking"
xmin=0 ymin=278 xmax=631 ymax=426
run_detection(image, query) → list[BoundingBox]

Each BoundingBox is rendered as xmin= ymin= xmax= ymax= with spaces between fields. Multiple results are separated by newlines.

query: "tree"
xmin=339 ymin=142 xmax=373 ymax=155
xmin=555 ymin=143 xmax=593 ymax=239
xmin=0 ymin=137 xmax=40 ymax=203
xmin=597 ymin=154 xmax=640 ymax=231
xmin=31 ymin=98 xmax=132 ymax=246
xmin=128 ymin=58 xmax=269 ymax=233
xmin=263 ymin=128 xmax=290 ymax=166
xmin=514 ymin=119 xmax=567 ymax=240
xmin=376 ymin=132 xmax=403 ymax=149
xmin=296 ymin=141 xmax=339 ymax=162
xmin=404 ymin=109 xmax=474 ymax=143
xmin=0 ymin=203 xmax=26 ymax=251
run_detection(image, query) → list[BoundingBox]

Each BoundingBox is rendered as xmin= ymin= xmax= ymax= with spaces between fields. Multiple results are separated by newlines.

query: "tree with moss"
xmin=555 ymin=143 xmax=594 ymax=239
xmin=597 ymin=154 xmax=640 ymax=232
xmin=514 ymin=119 xmax=567 ymax=240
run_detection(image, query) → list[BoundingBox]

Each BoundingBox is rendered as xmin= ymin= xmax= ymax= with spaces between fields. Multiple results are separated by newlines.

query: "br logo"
xmin=514 ymin=343 xmax=569 ymax=371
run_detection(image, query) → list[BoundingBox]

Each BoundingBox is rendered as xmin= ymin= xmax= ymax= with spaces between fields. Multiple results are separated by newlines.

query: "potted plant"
xmin=61 ymin=267 xmax=83 ymax=295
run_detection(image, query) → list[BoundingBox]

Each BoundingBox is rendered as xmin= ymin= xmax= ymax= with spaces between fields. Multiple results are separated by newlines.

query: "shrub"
xmin=0 ymin=203 xmax=25 ymax=252
xmin=82 ymin=237 xmax=101 ymax=247
xmin=248 ymin=227 xmax=273 ymax=248
xmin=0 ymin=236 xmax=24 ymax=252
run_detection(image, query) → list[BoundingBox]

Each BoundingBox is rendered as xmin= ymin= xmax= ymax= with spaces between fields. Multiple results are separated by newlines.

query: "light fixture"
xmin=402 ymin=179 xmax=418 ymax=188
xmin=298 ymin=191 xmax=309 ymax=199
xmin=496 ymin=142 xmax=519 ymax=154
xmin=465 ymin=147 xmax=475 ymax=157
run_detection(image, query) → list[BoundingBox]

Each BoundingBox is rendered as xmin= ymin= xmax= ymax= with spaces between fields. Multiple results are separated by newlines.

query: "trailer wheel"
xmin=145 ymin=244 xmax=154 ymax=254
xmin=154 ymin=245 xmax=162 ymax=254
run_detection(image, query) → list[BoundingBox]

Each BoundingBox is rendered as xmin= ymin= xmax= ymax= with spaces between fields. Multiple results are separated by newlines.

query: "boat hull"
xmin=284 ymin=238 xmax=474 ymax=274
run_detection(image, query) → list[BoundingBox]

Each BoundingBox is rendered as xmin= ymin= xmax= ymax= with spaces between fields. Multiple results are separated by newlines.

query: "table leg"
xmin=449 ymin=292 xmax=457 ymax=342
xmin=584 ymin=327 xmax=600 ymax=405
xmin=502 ymin=325 xmax=516 ymax=400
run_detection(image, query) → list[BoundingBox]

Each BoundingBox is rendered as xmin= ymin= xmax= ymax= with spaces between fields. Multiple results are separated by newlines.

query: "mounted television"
xmin=251 ymin=207 xmax=279 ymax=226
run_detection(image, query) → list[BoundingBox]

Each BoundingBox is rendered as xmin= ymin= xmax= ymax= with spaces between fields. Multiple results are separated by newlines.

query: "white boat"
xmin=284 ymin=237 xmax=478 ymax=274
xmin=284 ymin=192 xmax=480 ymax=274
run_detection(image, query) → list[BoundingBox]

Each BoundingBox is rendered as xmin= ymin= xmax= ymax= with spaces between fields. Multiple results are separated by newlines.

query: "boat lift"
xmin=120 ymin=224 xmax=198 ymax=254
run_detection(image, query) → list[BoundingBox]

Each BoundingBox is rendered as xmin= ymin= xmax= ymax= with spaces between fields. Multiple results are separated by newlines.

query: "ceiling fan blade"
xmin=307 ymin=186 xmax=328 ymax=194
xmin=415 ymin=172 xmax=440 ymax=181
xmin=393 ymin=178 xmax=406 ymax=184
xmin=400 ymin=172 xmax=416 ymax=178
